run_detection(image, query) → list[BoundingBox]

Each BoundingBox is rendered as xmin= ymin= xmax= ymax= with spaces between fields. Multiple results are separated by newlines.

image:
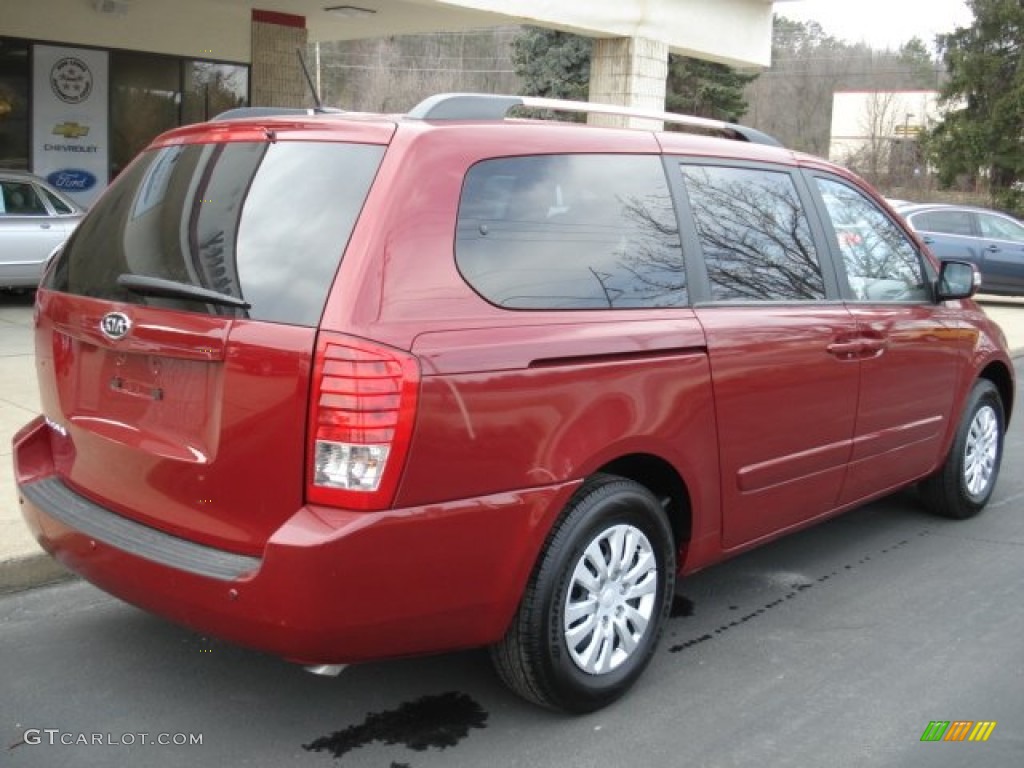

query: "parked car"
xmin=0 ymin=170 xmax=87 ymax=289
xmin=897 ymin=202 xmax=1024 ymax=296
xmin=13 ymin=94 xmax=1014 ymax=713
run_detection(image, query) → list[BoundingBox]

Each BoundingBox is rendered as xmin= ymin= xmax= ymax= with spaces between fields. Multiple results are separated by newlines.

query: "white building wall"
xmin=829 ymin=90 xmax=940 ymax=166
xmin=1 ymin=0 xmax=252 ymax=62
xmin=439 ymin=0 xmax=775 ymax=67
xmin=1 ymin=0 xmax=776 ymax=69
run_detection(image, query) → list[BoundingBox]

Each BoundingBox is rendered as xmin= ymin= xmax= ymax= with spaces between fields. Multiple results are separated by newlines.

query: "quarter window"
xmin=39 ymin=186 xmax=72 ymax=214
xmin=680 ymin=165 xmax=824 ymax=301
xmin=816 ymin=178 xmax=927 ymax=302
xmin=455 ymin=155 xmax=685 ymax=309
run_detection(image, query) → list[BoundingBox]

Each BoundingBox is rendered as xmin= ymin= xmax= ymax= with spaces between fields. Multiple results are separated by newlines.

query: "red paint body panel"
xmin=15 ymin=416 xmax=578 ymax=662
xmin=837 ymin=304 xmax=965 ymax=504
xmin=34 ymin=291 xmax=314 ymax=555
xmin=695 ymin=305 xmax=861 ymax=549
xmin=401 ymin=317 xmax=719 ymax=510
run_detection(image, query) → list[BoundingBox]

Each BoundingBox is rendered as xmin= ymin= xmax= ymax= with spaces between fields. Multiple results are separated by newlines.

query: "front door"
xmin=812 ymin=176 xmax=962 ymax=505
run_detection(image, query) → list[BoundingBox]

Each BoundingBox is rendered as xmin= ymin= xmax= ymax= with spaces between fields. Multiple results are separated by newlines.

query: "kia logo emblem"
xmin=100 ymin=312 xmax=131 ymax=340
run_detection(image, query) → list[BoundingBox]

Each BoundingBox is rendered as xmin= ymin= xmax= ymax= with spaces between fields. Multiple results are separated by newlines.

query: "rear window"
xmin=45 ymin=140 xmax=384 ymax=327
xmin=455 ymin=154 xmax=686 ymax=309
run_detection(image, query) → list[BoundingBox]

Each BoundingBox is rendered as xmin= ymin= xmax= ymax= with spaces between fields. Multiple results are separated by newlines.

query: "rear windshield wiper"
xmin=117 ymin=274 xmax=252 ymax=310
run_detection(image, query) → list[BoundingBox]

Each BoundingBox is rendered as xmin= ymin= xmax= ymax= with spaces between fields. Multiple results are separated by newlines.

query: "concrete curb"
xmin=0 ymin=552 xmax=74 ymax=595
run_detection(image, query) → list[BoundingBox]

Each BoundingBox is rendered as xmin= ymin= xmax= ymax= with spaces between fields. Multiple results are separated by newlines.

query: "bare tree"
xmin=847 ymin=90 xmax=900 ymax=184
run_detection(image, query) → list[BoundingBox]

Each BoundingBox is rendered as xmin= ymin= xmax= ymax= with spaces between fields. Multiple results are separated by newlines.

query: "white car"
xmin=0 ymin=170 xmax=87 ymax=289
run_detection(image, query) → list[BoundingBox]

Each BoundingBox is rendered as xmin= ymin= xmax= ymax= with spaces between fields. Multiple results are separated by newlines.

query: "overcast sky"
xmin=773 ymin=0 xmax=975 ymax=51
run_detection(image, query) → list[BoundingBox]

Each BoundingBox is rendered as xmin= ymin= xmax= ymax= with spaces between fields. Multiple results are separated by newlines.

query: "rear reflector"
xmin=307 ymin=333 xmax=420 ymax=510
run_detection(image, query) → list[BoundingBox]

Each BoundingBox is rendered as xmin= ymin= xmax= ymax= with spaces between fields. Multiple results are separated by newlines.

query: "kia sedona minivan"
xmin=14 ymin=93 xmax=1013 ymax=713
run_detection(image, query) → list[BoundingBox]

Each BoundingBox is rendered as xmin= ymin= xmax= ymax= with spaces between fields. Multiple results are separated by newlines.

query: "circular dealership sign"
xmin=50 ymin=57 xmax=93 ymax=104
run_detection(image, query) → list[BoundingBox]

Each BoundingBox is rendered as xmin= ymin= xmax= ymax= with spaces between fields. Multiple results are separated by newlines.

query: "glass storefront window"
xmin=0 ymin=38 xmax=30 ymax=170
xmin=110 ymin=51 xmax=181 ymax=178
xmin=110 ymin=53 xmax=249 ymax=178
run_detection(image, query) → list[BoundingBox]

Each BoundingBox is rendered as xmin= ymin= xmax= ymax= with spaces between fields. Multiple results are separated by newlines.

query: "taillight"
xmin=307 ymin=333 xmax=420 ymax=510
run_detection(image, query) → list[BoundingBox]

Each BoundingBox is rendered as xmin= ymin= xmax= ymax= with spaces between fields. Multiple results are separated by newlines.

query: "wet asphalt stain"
xmin=670 ymin=594 xmax=695 ymax=618
xmin=668 ymin=538 xmax=911 ymax=653
xmin=303 ymin=691 xmax=488 ymax=762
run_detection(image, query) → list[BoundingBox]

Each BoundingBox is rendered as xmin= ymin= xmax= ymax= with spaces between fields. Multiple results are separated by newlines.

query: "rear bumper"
xmin=13 ymin=416 xmax=575 ymax=664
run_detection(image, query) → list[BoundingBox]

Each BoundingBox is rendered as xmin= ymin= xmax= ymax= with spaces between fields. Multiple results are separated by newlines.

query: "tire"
xmin=920 ymin=379 xmax=1004 ymax=520
xmin=490 ymin=474 xmax=675 ymax=713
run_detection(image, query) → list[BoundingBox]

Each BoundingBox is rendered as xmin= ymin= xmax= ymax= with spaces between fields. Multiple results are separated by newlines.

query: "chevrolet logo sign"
xmin=52 ymin=121 xmax=90 ymax=139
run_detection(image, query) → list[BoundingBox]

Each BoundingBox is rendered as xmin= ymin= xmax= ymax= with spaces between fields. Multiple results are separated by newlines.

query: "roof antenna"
xmin=297 ymin=46 xmax=324 ymax=112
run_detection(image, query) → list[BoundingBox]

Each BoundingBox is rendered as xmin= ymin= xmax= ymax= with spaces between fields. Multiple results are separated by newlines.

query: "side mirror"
xmin=936 ymin=260 xmax=981 ymax=301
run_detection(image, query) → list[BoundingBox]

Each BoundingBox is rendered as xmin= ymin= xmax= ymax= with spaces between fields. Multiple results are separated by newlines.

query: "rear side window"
xmin=1 ymin=181 xmax=47 ymax=216
xmin=455 ymin=154 xmax=685 ymax=309
xmin=680 ymin=165 xmax=825 ymax=302
xmin=911 ymin=209 xmax=974 ymax=236
xmin=46 ymin=141 xmax=384 ymax=327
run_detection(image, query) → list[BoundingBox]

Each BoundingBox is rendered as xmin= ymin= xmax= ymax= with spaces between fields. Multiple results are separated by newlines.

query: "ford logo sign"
xmin=47 ymin=169 xmax=97 ymax=191
xmin=100 ymin=312 xmax=131 ymax=340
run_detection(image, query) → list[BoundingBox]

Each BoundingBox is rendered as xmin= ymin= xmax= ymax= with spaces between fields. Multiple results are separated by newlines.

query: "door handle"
xmin=39 ymin=223 xmax=52 ymax=230
xmin=827 ymin=341 xmax=863 ymax=360
xmin=858 ymin=337 xmax=888 ymax=357
xmin=985 ymin=244 xmax=1000 ymax=253
xmin=828 ymin=337 xmax=888 ymax=360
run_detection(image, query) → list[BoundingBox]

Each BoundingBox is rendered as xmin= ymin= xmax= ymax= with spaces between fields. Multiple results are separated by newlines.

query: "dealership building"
xmin=1 ymin=0 xmax=776 ymax=206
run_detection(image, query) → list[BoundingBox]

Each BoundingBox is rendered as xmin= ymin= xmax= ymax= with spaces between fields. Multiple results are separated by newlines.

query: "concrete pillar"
xmin=588 ymin=36 xmax=669 ymax=130
xmin=250 ymin=10 xmax=308 ymax=108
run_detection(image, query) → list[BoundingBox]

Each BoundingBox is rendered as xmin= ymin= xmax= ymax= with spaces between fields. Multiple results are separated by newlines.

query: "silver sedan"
xmin=1 ymin=170 xmax=86 ymax=289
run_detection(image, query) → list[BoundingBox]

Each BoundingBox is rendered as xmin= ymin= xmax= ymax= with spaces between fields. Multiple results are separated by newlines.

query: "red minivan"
xmin=13 ymin=94 xmax=1014 ymax=712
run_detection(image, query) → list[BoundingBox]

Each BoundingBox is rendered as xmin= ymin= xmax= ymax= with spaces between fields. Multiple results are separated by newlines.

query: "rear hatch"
xmin=35 ymin=121 xmax=389 ymax=555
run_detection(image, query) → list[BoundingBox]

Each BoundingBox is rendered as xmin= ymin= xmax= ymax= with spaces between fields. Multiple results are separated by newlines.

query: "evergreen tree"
xmin=897 ymin=37 xmax=941 ymax=89
xmin=511 ymin=28 xmax=591 ymax=102
xmin=927 ymin=0 xmax=1024 ymax=213
xmin=665 ymin=55 xmax=756 ymax=121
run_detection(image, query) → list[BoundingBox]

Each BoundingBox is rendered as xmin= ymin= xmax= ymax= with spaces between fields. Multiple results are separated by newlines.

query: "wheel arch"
xmin=595 ymin=453 xmax=693 ymax=563
xmin=979 ymin=359 xmax=1014 ymax=425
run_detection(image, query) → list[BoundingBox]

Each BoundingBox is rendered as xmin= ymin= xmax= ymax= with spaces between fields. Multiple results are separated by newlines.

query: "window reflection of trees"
xmin=456 ymin=155 xmax=686 ymax=309
xmin=618 ymin=191 xmax=686 ymax=305
xmin=816 ymin=178 xmax=926 ymax=302
xmin=681 ymin=165 xmax=824 ymax=301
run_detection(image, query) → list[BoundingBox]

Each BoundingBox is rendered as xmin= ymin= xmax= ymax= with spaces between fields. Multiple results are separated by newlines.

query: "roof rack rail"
xmin=212 ymin=106 xmax=344 ymax=121
xmin=406 ymin=93 xmax=782 ymax=147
